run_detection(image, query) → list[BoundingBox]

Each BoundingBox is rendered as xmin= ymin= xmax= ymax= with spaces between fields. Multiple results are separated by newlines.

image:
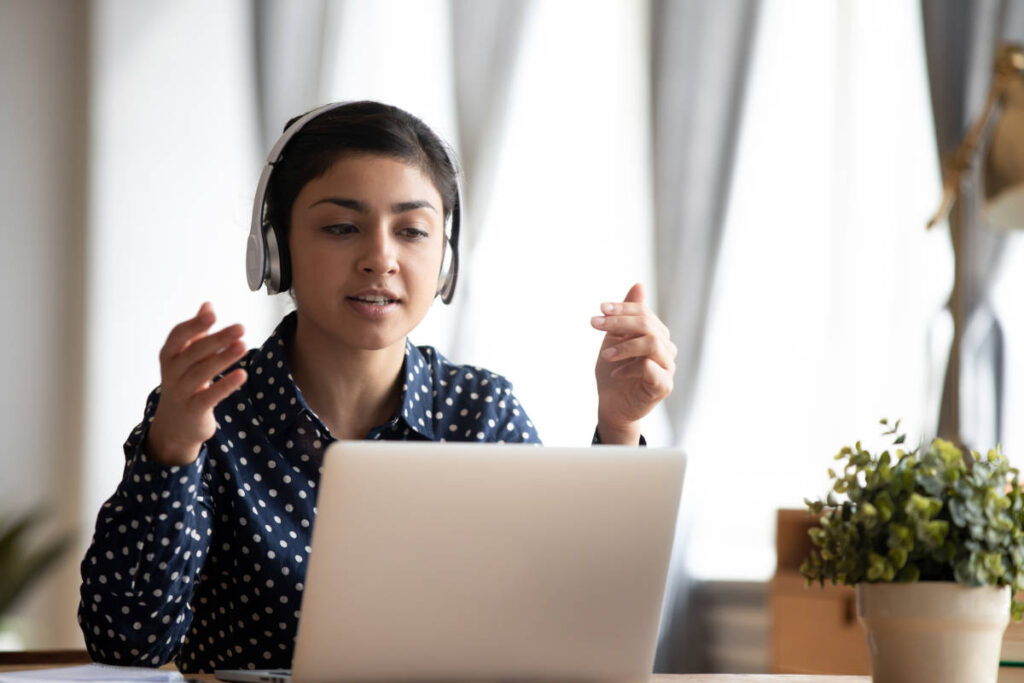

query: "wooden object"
xmin=0 ymin=650 xmax=92 ymax=665
xmin=770 ymin=509 xmax=870 ymax=674
xmin=0 ymin=667 xmax=870 ymax=682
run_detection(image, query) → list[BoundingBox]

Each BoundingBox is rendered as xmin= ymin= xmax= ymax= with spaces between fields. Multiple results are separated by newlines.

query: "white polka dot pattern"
xmin=78 ymin=312 xmax=540 ymax=672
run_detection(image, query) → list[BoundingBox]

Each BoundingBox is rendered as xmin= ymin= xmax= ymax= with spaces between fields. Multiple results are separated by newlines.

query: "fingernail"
xmin=591 ymin=316 xmax=606 ymax=329
xmin=601 ymin=303 xmax=614 ymax=314
xmin=197 ymin=302 xmax=214 ymax=323
xmin=602 ymin=347 xmax=618 ymax=359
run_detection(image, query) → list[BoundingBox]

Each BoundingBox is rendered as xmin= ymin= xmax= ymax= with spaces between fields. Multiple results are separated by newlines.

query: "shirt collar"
xmin=243 ymin=312 xmax=308 ymax=449
xmin=398 ymin=340 xmax=436 ymax=440
xmin=245 ymin=312 xmax=437 ymax=443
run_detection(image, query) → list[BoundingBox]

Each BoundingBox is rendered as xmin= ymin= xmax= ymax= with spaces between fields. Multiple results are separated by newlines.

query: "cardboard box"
xmin=771 ymin=509 xmax=869 ymax=674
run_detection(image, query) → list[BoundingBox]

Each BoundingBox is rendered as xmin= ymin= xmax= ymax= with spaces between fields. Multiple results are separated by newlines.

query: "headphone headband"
xmin=246 ymin=101 xmax=461 ymax=303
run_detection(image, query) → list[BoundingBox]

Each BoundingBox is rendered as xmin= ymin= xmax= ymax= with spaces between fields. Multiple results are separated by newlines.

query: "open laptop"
xmin=216 ymin=441 xmax=686 ymax=683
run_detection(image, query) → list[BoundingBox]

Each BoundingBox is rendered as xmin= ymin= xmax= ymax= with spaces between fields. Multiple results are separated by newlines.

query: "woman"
xmin=78 ymin=101 xmax=675 ymax=672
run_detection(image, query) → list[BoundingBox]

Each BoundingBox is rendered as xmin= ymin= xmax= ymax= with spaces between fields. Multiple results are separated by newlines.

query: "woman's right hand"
xmin=145 ymin=302 xmax=249 ymax=466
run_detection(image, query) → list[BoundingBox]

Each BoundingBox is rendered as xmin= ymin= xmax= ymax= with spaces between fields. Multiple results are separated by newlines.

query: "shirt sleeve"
xmin=492 ymin=389 xmax=542 ymax=444
xmin=460 ymin=374 xmax=541 ymax=444
xmin=591 ymin=428 xmax=648 ymax=446
xmin=78 ymin=387 xmax=214 ymax=667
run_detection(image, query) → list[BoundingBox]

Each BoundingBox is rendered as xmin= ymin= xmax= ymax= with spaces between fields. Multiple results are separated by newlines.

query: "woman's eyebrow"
xmin=392 ymin=200 xmax=437 ymax=214
xmin=310 ymin=197 xmax=366 ymax=211
xmin=308 ymin=198 xmax=437 ymax=214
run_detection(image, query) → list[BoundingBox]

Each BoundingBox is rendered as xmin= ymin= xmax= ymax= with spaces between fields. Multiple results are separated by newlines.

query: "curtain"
xmin=252 ymin=0 xmax=333 ymax=327
xmin=253 ymin=0 xmax=329 ymax=149
xmin=921 ymin=0 xmax=1024 ymax=448
xmin=649 ymin=0 xmax=761 ymax=672
xmin=447 ymin=0 xmax=533 ymax=358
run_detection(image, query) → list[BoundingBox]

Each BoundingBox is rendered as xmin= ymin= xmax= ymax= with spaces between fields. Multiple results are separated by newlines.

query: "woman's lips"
xmin=345 ymin=295 xmax=399 ymax=319
xmin=347 ymin=294 xmax=398 ymax=305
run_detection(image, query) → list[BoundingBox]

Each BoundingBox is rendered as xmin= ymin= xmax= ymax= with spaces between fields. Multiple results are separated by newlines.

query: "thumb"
xmin=623 ymin=282 xmax=644 ymax=304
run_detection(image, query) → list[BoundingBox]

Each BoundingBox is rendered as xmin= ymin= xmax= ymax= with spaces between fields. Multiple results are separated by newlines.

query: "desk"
xmin=0 ymin=663 xmax=870 ymax=682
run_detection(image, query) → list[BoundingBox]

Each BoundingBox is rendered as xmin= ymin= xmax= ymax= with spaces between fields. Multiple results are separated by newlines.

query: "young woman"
xmin=78 ymin=101 xmax=676 ymax=672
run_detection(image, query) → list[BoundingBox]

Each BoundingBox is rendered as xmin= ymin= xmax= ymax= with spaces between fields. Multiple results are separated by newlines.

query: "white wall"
xmin=0 ymin=0 xmax=89 ymax=648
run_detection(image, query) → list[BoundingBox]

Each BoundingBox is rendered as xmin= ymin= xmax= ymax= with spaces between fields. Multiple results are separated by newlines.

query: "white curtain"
xmin=453 ymin=0 xmax=660 ymax=447
xmin=253 ymin=0 xmax=329 ymax=150
xmin=680 ymin=0 xmax=950 ymax=591
xmin=648 ymin=0 xmax=761 ymax=669
xmin=447 ymin=0 xmax=533 ymax=359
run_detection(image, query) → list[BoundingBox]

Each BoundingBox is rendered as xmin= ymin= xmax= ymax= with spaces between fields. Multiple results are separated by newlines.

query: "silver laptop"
xmin=217 ymin=441 xmax=686 ymax=683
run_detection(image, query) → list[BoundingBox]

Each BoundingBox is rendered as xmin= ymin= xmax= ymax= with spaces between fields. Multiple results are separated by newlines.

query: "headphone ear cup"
xmin=438 ymin=232 xmax=459 ymax=304
xmin=264 ymin=221 xmax=291 ymax=294
xmin=438 ymin=185 xmax=460 ymax=304
xmin=437 ymin=234 xmax=453 ymax=296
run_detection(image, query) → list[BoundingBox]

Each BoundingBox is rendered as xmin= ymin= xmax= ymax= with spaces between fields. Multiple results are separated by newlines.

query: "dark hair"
xmin=265 ymin=101 xmax=459 ymax=240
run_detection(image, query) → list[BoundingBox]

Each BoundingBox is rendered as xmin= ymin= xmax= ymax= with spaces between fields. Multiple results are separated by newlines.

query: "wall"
xmin=0 ymin=0 xmax=89 ymax=648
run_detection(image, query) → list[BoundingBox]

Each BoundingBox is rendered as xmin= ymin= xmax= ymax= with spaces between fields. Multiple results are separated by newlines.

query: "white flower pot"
xmin=857 ymin=581 xmax=1010 ymax=683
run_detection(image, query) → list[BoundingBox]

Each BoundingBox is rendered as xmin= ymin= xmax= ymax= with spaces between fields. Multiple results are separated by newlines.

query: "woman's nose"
xmin=357 ymin=230 xmax=399 ymax=275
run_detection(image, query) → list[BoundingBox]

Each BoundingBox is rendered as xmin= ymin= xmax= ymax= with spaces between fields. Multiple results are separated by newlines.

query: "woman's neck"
xmin=287 ymin=313 xmax=406 ymax=441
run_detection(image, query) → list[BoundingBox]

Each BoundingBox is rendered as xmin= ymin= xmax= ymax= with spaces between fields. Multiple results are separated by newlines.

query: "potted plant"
xmin=0 ymin=509 xmax=72 ymax=649
xmin=801 ymin=419 xmax=1024 ymax=683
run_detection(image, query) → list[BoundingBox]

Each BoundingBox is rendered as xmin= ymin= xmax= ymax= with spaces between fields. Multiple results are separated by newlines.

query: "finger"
xmin=160 ymin=303 xmax=216 ymax=362
xmin=609 ymin=358 xmax=645 ymax=380
xmin=600 ymin=282 xmax=645 ymax=315
xmin=592 ymin=313 xmax=671 ymax=341
xmin=597 ymin=301 xmax=671 ymax=334
xmin=623 ymin=282 xmax=644 ymax=304
xmin=192 ymin=368 xmax=248 ymax=411
xmin=167 ymin=323 xmax=245 ymax=381
xmin=601 ymin=335 xmax=675 ymax=371
xmin=600 ymin=301 xmax=648 ymax=317
xmin=594 ymin=313 xmax=671 ymax=346
xmin=177 ymin=340 xmax=248 ymax=396
xmin=639 ymin=359 xmax=674 ymax=399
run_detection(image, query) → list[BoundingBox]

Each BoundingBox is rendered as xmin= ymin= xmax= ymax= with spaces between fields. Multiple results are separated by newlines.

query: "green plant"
xmin=0 ymin=509 xmax=72 ymax=615
xmin=801 ymin=419 xmax=1024 ymax=619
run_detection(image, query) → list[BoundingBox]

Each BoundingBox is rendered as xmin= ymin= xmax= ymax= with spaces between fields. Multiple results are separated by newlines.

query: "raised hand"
xmin=591 ymin=283 xmax=676 ymax=445
xmin=145 ymin=302 xmax=248 ymax=466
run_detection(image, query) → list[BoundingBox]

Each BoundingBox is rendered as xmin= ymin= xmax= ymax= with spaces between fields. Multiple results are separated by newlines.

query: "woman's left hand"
xmin=591 ymin=283 xmax=676 ymax=444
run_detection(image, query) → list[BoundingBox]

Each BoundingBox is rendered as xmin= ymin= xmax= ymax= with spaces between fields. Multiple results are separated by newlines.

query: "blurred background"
xmin=2 ymin=0 xmax=1024 ymax=673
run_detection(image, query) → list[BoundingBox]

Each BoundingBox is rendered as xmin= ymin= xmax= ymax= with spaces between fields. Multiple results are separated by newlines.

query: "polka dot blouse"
xmin=77 ymin=311 xmax=542 ymax=673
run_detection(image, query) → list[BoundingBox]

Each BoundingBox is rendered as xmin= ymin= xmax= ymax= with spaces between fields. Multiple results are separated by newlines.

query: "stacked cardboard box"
xmin=770 ymin=509 xmax=870 ymax=674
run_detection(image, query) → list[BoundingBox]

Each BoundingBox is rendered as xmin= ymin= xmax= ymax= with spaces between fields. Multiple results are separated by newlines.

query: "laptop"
xmin=217 ymin=441 xmax=686 ymax=683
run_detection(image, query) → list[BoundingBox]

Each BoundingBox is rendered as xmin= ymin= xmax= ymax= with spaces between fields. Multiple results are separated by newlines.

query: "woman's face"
xmin=288 ymin=153 xmax=446 ymax=353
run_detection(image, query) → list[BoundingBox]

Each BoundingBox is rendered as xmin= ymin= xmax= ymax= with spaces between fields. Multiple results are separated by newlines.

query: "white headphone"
xmin=246 ymin=101 xmax=461 ymax=303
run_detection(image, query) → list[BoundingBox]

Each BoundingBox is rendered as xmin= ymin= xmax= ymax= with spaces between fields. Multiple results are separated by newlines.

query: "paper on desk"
xmin=0 ymin=663 xmax=184 ymax=682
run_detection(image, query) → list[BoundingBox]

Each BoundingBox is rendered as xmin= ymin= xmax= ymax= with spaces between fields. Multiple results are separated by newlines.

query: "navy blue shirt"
xmin=78 ymin=312 xmax=541 ymax=672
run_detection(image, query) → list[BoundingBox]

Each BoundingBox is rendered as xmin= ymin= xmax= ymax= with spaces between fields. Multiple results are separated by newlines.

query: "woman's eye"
xmin=323 ymin=223 xmax=357 ymax=236
xmin=400 ymin=227 xmax=429 ymax=240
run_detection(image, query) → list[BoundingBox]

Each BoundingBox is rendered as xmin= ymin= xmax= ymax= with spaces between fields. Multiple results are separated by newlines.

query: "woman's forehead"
xmin=301 ymin=153 xmax=442 ymax=204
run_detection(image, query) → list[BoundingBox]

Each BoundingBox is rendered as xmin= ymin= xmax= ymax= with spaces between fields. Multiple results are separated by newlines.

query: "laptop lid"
xmin=291 ymin=442 xmax=686 ymax=683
